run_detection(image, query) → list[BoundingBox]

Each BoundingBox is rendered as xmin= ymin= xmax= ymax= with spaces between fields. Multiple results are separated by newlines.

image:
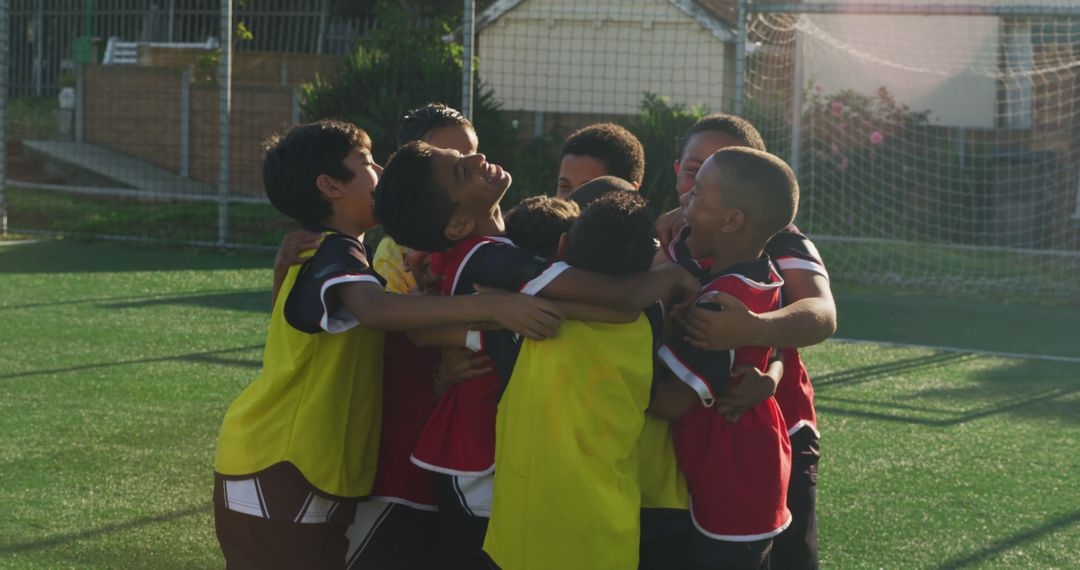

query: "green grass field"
xmin=1 ymin=239 xmax=1078 ymax=569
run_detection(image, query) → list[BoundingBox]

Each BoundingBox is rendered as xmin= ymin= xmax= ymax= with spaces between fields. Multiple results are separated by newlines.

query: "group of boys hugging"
xmin=211 ymin=102 xmax=836 ymax=570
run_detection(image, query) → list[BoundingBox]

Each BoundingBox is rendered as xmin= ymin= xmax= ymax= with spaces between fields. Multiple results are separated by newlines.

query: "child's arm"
xmin=539 ymin=263 xmax=699 ymax=313
xmin=336 ymin=282 xmax=563 ymax=339
xmin=714 ymin=356 xmax=784 ymax=423
xmin=647 ymin=373 xmax=701 ymax=420
xmin=271 ymin=229 xmax=323 ymax=307
xmin=473 ymin=286 xmax=638 ymax=324
xmin=680 ymin=275 xmax=835 ymax=350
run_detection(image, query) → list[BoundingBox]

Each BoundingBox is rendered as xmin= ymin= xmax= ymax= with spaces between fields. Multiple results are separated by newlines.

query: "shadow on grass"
xmin=814 ymin=352 xmax=972 ymax=390
xmin=1 ymin=289 xmax=270 ymax=312
xmin=0 ymin=239 xmax=272 ymax=274
xmin=0 ymin=345 xmax=263 ymax=381
xmin=938 ymin=509 xmax=1080 ymax=569
xmin=101 ymin=290 xmax=269 ymax=313
xmin=816 ymin=353 xmax=1080 ymax=427
xmin=0 ymin=503 xmax=210 ymax=555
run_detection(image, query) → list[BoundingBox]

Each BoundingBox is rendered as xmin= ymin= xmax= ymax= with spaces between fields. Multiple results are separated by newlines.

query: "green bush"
xmin=301 ymin=0 xmax=517 ymax=166
xmin=631 ymin=93 xmax=708 ymax=213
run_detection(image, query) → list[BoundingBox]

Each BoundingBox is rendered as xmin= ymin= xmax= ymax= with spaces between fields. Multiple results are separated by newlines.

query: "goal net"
xmin=744 ymin=4 xmax=1080 ymax=299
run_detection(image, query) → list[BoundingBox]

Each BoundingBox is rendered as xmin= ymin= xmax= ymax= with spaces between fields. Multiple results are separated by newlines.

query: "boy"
xmin=347 ymin=103 xmax=483 ymax=568
xmin=659 ymin=113 xmax=834 ymax=570
xmin=374 ymin=141 xmax=697 ymax=568
xmin=373 ymin=102 xmax=480 ymax=292
xmin=212 ymin=121 xmax=563 ymax=569
xmin=650 ymin=147 xmax=799 ymax=570
xmin=504 ymin=196 xmax=579 ymax=259
xmin=556 ymin=122 xmax=645 ymax=199
xmin=483 ymin=191 xmax=663 ymax=570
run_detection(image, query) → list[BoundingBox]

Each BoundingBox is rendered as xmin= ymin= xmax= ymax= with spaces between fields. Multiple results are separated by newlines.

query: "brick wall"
xmin=84 ymin=65 xmax=296 ymax=197
xmin=84 ymin=66 xmax=183 ymax=174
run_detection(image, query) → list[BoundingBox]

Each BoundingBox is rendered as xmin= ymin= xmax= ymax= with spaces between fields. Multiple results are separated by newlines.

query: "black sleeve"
xmin=667 ymin=225 xmax=694 ymax=263
xmin=655 ymin=301 xmax=733 ymax=406
xmin=765 ymin=228 xmax=828 ymax=278
xmin=284 ymin=234 xmax=385 ymax=334
xmin=489 ymin=329 xmax=526 ymax=402
xmin=455 ymin=242 xmax=567 ymax=296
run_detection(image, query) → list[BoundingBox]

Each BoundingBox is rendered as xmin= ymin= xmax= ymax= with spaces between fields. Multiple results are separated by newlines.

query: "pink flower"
xmin=815 ymin=85 xmax=823 ymax=93
xmin=870 ymin=131 xmax=884 ymax=145
xmin=830 ymin=101 xmax=843 ymax=116
xmin=838 ymin=157 xmax=850 ymax=171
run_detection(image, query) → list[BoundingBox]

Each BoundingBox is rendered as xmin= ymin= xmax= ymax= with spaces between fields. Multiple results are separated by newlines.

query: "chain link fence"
xmin=2 ymin=1 xmax=1079 ymax=298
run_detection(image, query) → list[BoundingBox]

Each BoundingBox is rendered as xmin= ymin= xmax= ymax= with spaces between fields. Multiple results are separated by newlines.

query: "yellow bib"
xmin=214 ymin=261 xmax=385 ymax=498
xmin=638 ymin=415 xmax=689 ymax=510
xmin=483 ymin=317 xmax=654 ymax=570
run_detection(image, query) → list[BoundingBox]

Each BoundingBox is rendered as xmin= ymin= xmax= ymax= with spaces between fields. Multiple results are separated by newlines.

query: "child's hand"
xmin=275 ymin=229 xmax=323 ymax=272
xmin=475 ymin=287 xmax=564 ymax=340
xmin=655 ymin=208 xmax=687 ymax=250
xmin=435 ymin=347 xmax=493 ymax=387
xmin=680 ymin=291 xmax=764 ymax=351
xmin=715 ymin=364 xmax=779 ymax=423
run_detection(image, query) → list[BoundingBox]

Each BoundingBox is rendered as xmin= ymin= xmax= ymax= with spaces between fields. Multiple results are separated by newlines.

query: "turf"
xmin=1 ymin=239 xmax=1078 ymax=569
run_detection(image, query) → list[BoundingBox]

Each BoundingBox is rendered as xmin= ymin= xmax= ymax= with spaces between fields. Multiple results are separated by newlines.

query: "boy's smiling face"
xmin=331 ymin=147 xmax=381 ymax=231
xmin=681 ymin=155 xmax=741 ymax=260
xmin=429 ymin=147 xmax=512 ymax=239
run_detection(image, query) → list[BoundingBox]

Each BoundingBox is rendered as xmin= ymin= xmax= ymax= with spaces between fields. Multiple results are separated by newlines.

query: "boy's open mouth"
xmin=479 ymin=162 xmax=505 ymax=186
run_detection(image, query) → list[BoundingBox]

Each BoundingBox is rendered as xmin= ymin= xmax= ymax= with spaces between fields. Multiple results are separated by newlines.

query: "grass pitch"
xmin=1 ymin=239 xmax=1077 ymax=569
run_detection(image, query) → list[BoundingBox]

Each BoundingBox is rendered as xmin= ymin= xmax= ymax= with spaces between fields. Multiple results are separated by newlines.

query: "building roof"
xmin=476 ymin=0 xmax=737 ymax=43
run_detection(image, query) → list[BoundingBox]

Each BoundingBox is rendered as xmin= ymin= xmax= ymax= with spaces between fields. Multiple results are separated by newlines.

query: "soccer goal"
xmin=742 ymin=2 xmax=1080 ymax=298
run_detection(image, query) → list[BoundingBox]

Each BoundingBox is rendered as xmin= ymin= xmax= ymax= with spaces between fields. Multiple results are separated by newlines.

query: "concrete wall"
xmin=478 ymin=0 xmax=732 ymax=115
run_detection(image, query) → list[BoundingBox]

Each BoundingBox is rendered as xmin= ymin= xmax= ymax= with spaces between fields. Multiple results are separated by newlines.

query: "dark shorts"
xmin=771 ymin=427 xmax=820 ymax=570
xmin=639 ymin=508 xmax=692 ymax=570
xmin=687 ymin=529 xmax=772 ymax=570
xmin=215 ymin=499 xmax=350 ymax=570
xmin=345 ymin=501 xmax=440 ymax=570
xmin=434 ymin=473 xmax=491 ymax=570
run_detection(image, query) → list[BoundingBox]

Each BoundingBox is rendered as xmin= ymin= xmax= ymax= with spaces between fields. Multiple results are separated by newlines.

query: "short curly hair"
xmin=679 ymin=113 xmax=766 ymax=157
xmin=262 ymin=120 xmax=372 ymax=226
xmin=505 ymin=196 xmax=580 ymax=259
xmin=561 ymin=123 xmax=645 ymax=185
xmin=397 ymin=102 xmax=473 ymax=148
xmin=564 ymin=191 xmax=657 ymax=277
xmin=374 ymin=141 xmax=459 ymax=252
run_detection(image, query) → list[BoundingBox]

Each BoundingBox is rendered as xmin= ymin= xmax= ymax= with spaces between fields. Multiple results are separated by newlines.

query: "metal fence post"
xmin=180 ymin=67 xmax=190 ymax=178
xmin=462 ymin=0 xmax=475 ymax=121
xmin=789 ymin=25 xmax=804 ymax=180
xmin=0 ymin=0 xmax=8 ymax=235
xmin=316 ymin=0 xmax=329 ymax=55
xmin=75 ymin=65 xmax=84 ymax=142
xmin=218 ymin=0 xmax=232 ymax=248
xmin=733 ymin=0 xmax=747 ymax=117
xmin=292 ymin=85 xmax=302 ymax=125
xmin=33 ymin=0 xmax=43 ymax=96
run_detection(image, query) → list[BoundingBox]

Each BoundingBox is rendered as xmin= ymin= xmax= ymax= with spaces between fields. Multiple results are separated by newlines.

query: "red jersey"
xmin=656 ymin=257 xmax=792 ymax=541
xmin=667 ymin=224 xmax=827 ymax=437
xmin=370 ymin=332 xmax=440 ymax=510
xmin=410 ymin=236 xmax=569 ymax=476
